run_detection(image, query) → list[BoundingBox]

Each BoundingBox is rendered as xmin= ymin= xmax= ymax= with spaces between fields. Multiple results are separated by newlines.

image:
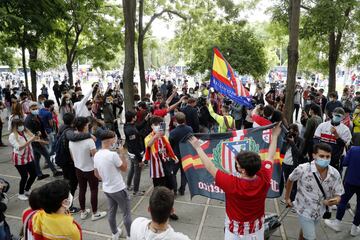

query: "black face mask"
xmin=331 ymin=120 xmax=340 ymax=126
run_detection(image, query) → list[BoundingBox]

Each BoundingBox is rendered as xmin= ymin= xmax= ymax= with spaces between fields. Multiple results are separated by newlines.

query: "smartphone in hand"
xmin=159 ymin=122 xmax=166 ymax=132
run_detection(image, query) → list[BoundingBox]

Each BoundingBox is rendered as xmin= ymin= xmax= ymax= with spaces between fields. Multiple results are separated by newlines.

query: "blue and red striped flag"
xmin=210 ymin=47 xmax=252 ymax=108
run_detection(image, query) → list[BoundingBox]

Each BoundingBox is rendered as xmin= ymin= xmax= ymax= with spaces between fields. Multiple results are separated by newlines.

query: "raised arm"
xmin=166 ymin=88 xmax=177 ymax=105
xmin=207 ymin=102 xmax=222 ymax=124
xmin=188 ymin=137 xmax=218 ymax=177
xmin=168 ymin=96 xmax=186 ymax=112
xmin=267 ymin=122 xmax=282 ymax=162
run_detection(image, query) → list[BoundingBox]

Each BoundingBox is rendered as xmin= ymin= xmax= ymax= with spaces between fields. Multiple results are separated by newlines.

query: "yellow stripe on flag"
xmin=259 ymin=152 xmax=283 ymax=164
xmin=213 ymin=54 xmax=229 ymax=81
xmin=182 ymin=157 xmax=203 ymax=169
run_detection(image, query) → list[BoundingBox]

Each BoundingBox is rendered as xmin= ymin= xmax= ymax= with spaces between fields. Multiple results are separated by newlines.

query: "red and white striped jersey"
xmin=9 ymin=132 xmax=34 ymax=165
xmin=144 ymin=132 xmax=177 ymax=179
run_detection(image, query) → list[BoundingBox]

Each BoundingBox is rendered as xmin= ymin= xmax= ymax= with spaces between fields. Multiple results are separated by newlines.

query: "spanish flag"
xmin=210 ymin=47 xmax=252 ymax=107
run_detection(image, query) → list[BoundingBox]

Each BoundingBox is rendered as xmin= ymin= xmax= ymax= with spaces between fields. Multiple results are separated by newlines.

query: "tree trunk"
xmin=122 ymin=0 xmax=136 ymax=111
xmin=328 ymin=32 xmax=337 ymax=95
xmin=138 ymin=34 xmax=146 ymax=99
xmin=21 ymin=45 xmax=29 ymax=90
xmin=285 ymin=0 xmax=301 ymax=124
xmin=138 ymin=0 xmax=146 ymax=99
xmin=28 ymin=48 xmax=38 ymax=98
xmin=66 ymin=61 xmax=74 ymax=86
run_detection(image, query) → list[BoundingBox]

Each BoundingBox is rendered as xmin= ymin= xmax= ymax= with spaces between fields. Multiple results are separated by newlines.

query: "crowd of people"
xmin=0 ymin=76 xmax=359 ymax=240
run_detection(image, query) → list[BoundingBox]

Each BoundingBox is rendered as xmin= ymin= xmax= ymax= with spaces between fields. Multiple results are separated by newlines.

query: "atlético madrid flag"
xmin=179 ymin=124 xmax=285 ymax=201
xmin=210 ymin=47 xmax=253 ymax=108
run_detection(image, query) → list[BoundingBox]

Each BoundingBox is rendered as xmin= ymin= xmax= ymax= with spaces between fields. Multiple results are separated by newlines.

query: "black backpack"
xmin=54 ymin=128 xmax=71 ymax=167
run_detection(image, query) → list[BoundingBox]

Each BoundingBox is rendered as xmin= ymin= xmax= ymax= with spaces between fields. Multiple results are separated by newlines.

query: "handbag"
xmin=312 ymin=172 xmax=331 ymax=219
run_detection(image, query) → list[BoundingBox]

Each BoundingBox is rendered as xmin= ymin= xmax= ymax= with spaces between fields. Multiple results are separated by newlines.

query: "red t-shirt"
xmin=215 ymin=160 xmax=273 ymax=230
xmin=154 ymin=101 xmax=161 ymax=110
xmin=153 ymin=108 xmax=168 ymax=117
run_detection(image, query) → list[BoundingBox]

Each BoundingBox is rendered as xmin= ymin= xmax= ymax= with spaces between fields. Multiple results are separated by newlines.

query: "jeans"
xmin=297 ymin=214 xmax=319 ymax=240
xmin=126 ymin=155 xmax=142 ymax=192
xmin=46 ymin=132 xmax=55 ymax=155
xmin=294 ymin=103 xmax=300 ymax=121
xmin=75 ymin=169 xmax=99 ymax=213
xmin=32 ymin=145 xmax=57 ymax=176
xmin=15 ymin=161 xmax=37 ymax=194
xmin=62 ymin=164 xmax=78 ymax=197
xmin=173 ymin=162 xmax=187 ymax=193
xmin=104 ymin=190 xmax=132 ymax=236
xmin=336 ymin=183 xmax=360 ymax=226
xmin=0 ymin=221 xmax=6 ymax=240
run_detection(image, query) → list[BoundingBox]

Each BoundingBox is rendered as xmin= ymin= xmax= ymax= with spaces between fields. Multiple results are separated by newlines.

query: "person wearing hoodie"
xmin=130 ymin=187 xmax=190 ymax=240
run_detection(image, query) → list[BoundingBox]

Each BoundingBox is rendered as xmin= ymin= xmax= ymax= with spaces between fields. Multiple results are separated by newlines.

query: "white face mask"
xmin=62 ymin=193 xmax=73 ymax=210
xmin=17 ymin=126 xmax=25 ymax=132
xmin=153 ymin=125 xmax=160 ymax=132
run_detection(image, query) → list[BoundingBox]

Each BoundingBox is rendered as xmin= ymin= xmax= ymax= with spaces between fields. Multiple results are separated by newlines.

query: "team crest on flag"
xmin=213 ymin=138 xmax=259 ymax=174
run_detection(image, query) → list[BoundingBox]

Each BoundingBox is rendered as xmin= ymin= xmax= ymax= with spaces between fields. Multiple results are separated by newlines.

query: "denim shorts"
xmin=298 ymin=214 xmax=319 ymax=240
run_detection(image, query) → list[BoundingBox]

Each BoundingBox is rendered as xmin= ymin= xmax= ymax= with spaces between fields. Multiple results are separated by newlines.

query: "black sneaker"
xmin=169 ymin=213 xmax=179 ymax=221
xmin=53 ymin=171 xmax=63 ymax=177
xmin=69 ymin=206 xmax=81 ymax=214
xmin=178 ymin=189 xmax=185 ymax=196
xmin=37 ymin=174 xmax=50 ymax=180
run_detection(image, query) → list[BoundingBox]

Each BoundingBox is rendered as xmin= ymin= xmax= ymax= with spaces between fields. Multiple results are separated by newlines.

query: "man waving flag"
xmin=210 ymin=47 xmax=252 ymax=108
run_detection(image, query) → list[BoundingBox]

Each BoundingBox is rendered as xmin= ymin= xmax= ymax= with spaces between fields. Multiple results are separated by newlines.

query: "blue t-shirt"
xmin=39 ymin=108 xmax=53 ymax=134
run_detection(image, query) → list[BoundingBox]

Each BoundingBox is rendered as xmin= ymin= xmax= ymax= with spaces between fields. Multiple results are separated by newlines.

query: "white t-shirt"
xmin=69 ymin=139 xmax=96 ymax=172
xmin=314 ymin=121 xmax=352 ymax=145
xmin=130 ymin=217 xmax=190 ymax=240
xmin=93 ymin=149 xmax=126 ymax=193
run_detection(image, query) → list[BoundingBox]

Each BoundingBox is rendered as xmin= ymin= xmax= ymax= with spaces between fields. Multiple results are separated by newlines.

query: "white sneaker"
xmin=24 ymin=190 xmax=31 ymax=196
xmin=91 ymin=211 xmax=107 ymax=221
xmin=18 ymin=194 xmax=28 ymax=201
xmin=350 ymin=224 xmax=360 ymax=236
xmin=80 ymin=209 xmax=91 ymax=220
xmin=324 ymin=219 xmax=341 ymax=232
xmin=111 ymin=228 xmax=122 ymax=240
